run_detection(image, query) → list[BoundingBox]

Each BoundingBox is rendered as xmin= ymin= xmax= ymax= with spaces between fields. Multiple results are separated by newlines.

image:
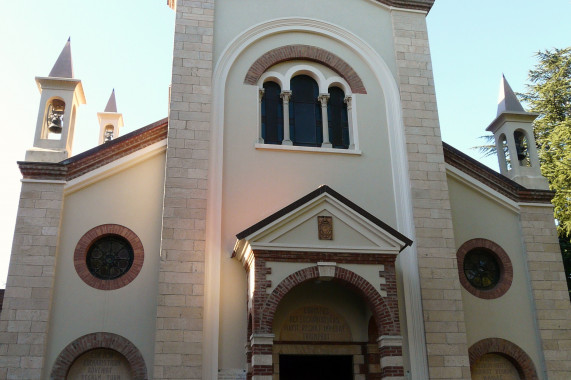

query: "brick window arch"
xmin=50 ymin=332 xmax=148 ymax=379
xmin=245 ymin=45 xmax=367 ymax=94
xmin=74 ymin=224 xmax=144 ymax=290
xmin=456 ymin=238 xmax=513 ymax=299
xmin=469 ymin=338 xmax=538 ymax=380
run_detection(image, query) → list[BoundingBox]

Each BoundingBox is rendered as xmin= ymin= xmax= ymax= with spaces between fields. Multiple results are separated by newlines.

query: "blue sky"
xmin=0 ymin=0 xmax=569 ymax=286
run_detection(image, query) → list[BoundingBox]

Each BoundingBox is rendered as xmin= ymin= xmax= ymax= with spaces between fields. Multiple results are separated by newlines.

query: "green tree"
xmin=519 ymin=48 xmax=571 ymax=238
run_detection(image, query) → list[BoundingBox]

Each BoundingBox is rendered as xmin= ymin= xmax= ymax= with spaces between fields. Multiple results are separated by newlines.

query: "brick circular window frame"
xmin=50 ymin=332 xmax=148 ymax=379
xmin=244 ymin=45 xmax=367 ymax=94
xmin=74 ymin=224 xmax=144 ymax=290
xmin=456 ymin=238 xmax=513 ymax=299
xmin=469 ymin=338 xmax=538 ymax=380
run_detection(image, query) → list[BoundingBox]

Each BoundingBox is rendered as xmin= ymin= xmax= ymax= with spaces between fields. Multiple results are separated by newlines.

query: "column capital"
xmin=318 ymin=93 xmax=330 ymax=105
xmin=250 ymin=333 xmax=275 ymax=346
xmin=280 ymin=90 xmax=292 ymax=102
xmin=344 ymin=95 xmax=353 ymax=107
xmin=377 ymin=335 xmax=403 ymax=348
xmin=258 ymin=88 xmax=265 ymax=101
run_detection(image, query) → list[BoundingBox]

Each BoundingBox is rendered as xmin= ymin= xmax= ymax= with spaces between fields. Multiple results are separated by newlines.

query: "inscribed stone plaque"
xmin=280 ymin=305 xmax=352 ymax=342
xmin=471 ymin=354 xmax=521 ymax=380
xmin=67 ymin=348 xmax=133 ymax=380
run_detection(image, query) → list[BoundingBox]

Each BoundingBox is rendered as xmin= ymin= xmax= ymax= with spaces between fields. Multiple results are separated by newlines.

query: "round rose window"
xmin=87 ymin=235 xmax=135 ymax=280
xmin=463 ymin=248 xmax=500 ymax=290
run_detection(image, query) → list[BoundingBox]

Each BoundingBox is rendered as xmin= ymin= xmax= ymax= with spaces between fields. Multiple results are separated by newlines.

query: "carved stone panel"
xmin=67 ymin=348 xmax=133 ymax=380
xmin=280 ymin=305 xmax=351 ymax=342
xmin=471 ymin=353 xmax=520 ymax=380
xmin=318 ymin=216 xmax=333 ymax=240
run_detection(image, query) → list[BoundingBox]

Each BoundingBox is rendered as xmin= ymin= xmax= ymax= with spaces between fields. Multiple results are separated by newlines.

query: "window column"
xmin=280 ymin=91 xmax=293 ymax=145
xmin=258 ymin=88 xmax=265 ymax=143
xmin=318 ymin=93 xmax=332 ymax=148
xmin=345 ymin=96 xmax=355 ymax=150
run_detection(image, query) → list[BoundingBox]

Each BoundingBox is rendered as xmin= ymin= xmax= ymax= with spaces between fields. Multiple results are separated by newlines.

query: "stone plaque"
xmin=471 ymin=354 xmax=521 ymax=380
xmin=280 ymin=305 xmax=352 ymax=342
xmin=67 ymin=348 xmax=133 ymax=380
xmin=318 ymin=216 xmax=333 ymax=240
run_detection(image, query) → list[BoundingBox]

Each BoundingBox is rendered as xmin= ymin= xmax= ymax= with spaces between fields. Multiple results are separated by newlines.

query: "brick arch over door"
xmin=50 ymin=332 xmax=148 ymax=379
xmin=256 ymin=266 xmax=400 ymax=336
xmin=244 ymin=45 xmax=367 ymax=94
xmin=469 ymin=338 xmax=538 ymax=380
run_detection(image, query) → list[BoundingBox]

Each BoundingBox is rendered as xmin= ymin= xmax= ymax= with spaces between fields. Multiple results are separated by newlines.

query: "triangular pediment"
xmin=233 ymin=186 xmax=411 ymax=262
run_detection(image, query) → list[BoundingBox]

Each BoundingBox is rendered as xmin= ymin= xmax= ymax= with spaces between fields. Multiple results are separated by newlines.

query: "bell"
xmin=48 ymin=118 xmax=62 ymax=134
xmin=515 ymin=139 xmax=526 ymax=161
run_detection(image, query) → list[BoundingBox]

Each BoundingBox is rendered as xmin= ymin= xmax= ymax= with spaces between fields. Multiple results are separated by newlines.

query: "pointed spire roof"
xmin=104 ymin=89 xmax=118 ymax=112
xmin=48 ymin=38 xmax=74 ymax=78
xmin=497 ymin=74 xmax=525 ymax=115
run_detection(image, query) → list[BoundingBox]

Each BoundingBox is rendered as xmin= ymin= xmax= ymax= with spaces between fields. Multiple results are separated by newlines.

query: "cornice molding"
xmin=18 ymin=118 xmax=168 ymax=181
xmin=443 ymin=142 xmax=553 ymax=204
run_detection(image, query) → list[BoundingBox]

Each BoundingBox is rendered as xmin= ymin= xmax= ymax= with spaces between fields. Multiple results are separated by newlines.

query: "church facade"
xmin=1 ymin=0 xmax=570 ymax=379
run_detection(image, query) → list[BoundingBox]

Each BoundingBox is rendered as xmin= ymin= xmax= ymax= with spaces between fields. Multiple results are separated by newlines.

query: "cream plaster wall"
xmin=213 ymin=0 xmax=397 ymax=78
xmin=43 ymin=152 xmax=166 ymax=378
xmin=447 ymin=176 xmax=543 ymax=375
xmin=215 ymin=1 xmax=403 ymax=371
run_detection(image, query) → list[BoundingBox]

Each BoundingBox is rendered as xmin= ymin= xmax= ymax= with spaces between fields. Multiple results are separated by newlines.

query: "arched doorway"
xmin=247 ymin=265 xmax=404 ymax=380
xmin=272 ymin=280 xmax=376 ymax=379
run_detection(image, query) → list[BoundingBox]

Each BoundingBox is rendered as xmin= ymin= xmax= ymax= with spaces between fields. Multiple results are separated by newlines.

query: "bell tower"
xmin=97 ymin=89 xmax=124 ymax=144
xmin=486 ymin=75 xmax=549 ymax=189
xmin=25 ymin=38 xmax=86 ymax=163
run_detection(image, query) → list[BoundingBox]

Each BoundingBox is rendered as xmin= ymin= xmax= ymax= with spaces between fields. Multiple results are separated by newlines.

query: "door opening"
xmin=279 ymin=354 xmax=353 ymax=380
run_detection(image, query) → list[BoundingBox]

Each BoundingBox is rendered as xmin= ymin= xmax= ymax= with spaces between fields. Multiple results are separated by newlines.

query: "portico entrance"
xmin=233 ymin=186 xmax=412 ymax=380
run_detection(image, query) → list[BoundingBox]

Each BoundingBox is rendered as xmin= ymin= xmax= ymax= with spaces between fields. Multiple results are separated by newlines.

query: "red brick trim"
xmin=74 ymin=224 xmax=144 ymax=291
xmin=456 ymin=238 xmax=513 ymax=299
xmin=257 ymin=266 xmax=400 ymax=336
xmin=18 ymin=118 xmax=167 ymax=181
xmin=469 ymin=338 xmax=538 ymax=380
xmin=50 ymin=332 xmax=148 ymax=379
xmin=443 ymin=142 xmax=554 ymax=204
xmin=244 ymin=45 xmax=367 ymax=94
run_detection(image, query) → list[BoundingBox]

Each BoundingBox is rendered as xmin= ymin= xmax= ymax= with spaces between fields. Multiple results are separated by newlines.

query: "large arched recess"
xmin=204 ymin=17 xmax=426 ymax=379
xmin=256 ymin=266 xmax=400 ymax=336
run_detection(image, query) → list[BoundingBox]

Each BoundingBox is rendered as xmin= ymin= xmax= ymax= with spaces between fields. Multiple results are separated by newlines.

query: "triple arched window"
xmin=258 ymin=67 xmax=355 ymax=150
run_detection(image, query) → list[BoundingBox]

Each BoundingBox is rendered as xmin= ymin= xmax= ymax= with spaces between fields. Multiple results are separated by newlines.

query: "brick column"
xmin=0 ymin=180 xmax=64 ymax=379
xmin=153 ymin=0 xmax=215 ymax=378
xmin=378 ymin=335 xmax=404 ymax=380
xmin=391 ymin=10 xmax=470 ymax=379
xmin=250 ymin=334 xmax=274 ymax=380
xmin=520 ymin=205 xmax=571 ymax=378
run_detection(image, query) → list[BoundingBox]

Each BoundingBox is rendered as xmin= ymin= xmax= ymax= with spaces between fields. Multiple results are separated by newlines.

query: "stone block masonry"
xmin=153 ymin=0 xmax=215 ymax=379
xmin=391 ymin=10 xmax=471 ymax=379
xmin=520 ymin=205 xmax=571 ymax=379
xmin=0 ymin=181 xmax=64 ymax=379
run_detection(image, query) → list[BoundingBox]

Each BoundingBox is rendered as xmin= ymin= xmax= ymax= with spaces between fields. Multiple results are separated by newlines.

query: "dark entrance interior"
xmin=279 ymin=354 xmax=353 ymax=380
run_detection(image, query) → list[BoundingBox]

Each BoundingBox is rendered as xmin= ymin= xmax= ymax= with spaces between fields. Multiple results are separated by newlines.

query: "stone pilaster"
xmin=0 ymin=180 xmax=64 ymax=379
xmin=520 ymin=204 xmax=571 ymax=379
xmin=153 ymin=0 xmax=215 ymax=378
xmin=391 ymin=10 xmax=470 ymax=379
